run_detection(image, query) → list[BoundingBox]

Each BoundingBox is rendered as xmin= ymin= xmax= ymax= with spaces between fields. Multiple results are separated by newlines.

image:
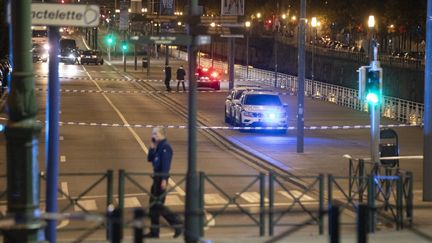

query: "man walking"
xmin=176 ymin=65 xmax=186 ymax=91
xmin=164 ymin=64 xmax=172 ymax=91
xmin=146 ymin=127 xmax=182 ymax=238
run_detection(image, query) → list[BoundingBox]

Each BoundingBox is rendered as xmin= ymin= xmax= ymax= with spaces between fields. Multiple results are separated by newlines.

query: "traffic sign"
xmin=119 ymin=1 xmax=129 ymax=30
xmin=130 ymin=35 xmax=210 ymax=46
xmin=31 ymin=3 xmax=100 ymax=27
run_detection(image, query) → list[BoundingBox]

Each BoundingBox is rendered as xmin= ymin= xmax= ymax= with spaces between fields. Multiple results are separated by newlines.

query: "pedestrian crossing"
xmin=0 ymin=189 xmax=320 ymax=215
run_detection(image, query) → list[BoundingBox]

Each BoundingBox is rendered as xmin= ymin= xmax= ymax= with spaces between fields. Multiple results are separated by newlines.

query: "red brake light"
xmin=202 ymin=67 xmax=208 ymax=72
xmin=210 ymin=71 xmax=219 ymax=78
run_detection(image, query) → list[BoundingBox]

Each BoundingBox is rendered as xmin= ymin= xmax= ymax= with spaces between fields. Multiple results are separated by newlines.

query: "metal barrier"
xmin=268 ymin=173 xmax=325 ymax=236
xmin=198 ymin=172 xmax=266 ymax=237
xmin=172 ymin=50 xmax=424 ymax=124
xmin=39 ymin=170 xmax=114 ymax=241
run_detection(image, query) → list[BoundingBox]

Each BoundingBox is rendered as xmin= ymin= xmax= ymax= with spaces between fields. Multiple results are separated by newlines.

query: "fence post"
xmin=359 ymin=159 xmax=365 ymax=203
xmin=259 ymin=173 xmax=265 ymax=236
xmin=357 ymin=204 xmax=368 ymax=243
xmin=199 ymin=172 xmax=205 ymax=237
xmin=108 ymin=207 xmax=122 ymax=243
xmin=328 ymin=175 xmax=333 ymax=208
xmin=134 ymin=208 xmax=144 ymax=243
xmin=118 ymin=169 xmax=125 ymax=239
xmin=329 ymin=205 xmax=340 ymax=243
xmin=106 ymin=170 xmax=114 ymax=240
xmin=319 ymin=174 xmax=324 ymax=235
xmin=406 ymin=171 xmax=414 ymax=226
xmin=349 ymin=159 xmax=353 ymax=199
xmin=268 ymin=173 xmax=275 ymax=236
xmin=367 ymin=176 xmax=376 ymax=233
xmin=396 ymin=175 xmax=403 ymax=230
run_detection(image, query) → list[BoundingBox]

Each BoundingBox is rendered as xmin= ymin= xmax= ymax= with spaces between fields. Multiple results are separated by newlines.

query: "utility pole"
xmin=424 ymin=0 xmax=432 ymax=201
xmin=184 ymin=0 xmax=200 ymax=241
xmin=3 ymin=0 xmax=44 ymax=241
xmin=369 ymin=43 xmax=381 ymax=165
xmin=297 ymin=0 xmax=306 ymax=153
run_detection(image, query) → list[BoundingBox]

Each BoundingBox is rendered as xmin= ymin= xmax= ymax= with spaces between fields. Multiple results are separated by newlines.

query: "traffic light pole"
xmin=185 ymin=0 xmax=200 ymax=241
xmin=370 ymin=42 xmax=381 ymax=165
xmin=3 ymin=0 xmax=43 ymax=241
xmin=423 ymin=0 xmax=432 ymax=201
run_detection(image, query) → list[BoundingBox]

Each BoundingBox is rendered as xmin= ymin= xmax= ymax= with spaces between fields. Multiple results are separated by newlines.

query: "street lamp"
xmin=257 ymin=12 xmax=262 ymax=19
xmin=245 ymin=21 xmax=251 ymax=78
xmin=282 ymin=14 xmax=287 ymax=20
xmin=368 ymin=15 xmax=376 ymax=61
xmin=311 ymin=17 xmax=318 ymax=97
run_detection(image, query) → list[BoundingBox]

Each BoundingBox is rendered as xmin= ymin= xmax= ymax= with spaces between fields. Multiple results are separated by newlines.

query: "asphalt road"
xmin=0 ymin=32 xmax=429 ymax=241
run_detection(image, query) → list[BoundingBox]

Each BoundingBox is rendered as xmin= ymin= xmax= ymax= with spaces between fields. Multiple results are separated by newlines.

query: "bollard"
xmin=328 ymin=205 xmax=340 ymax=243
xmin=357 ymin=204 xmax=368 ymax=243
xmin=367 ymin=176 xmax=376 ymax=233
xmin=134 ymin=208 xmax=145 ymax=243
xmin=108 ymin=206 xmax=122 ymax=243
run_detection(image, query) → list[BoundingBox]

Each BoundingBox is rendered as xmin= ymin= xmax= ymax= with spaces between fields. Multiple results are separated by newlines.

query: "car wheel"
xmin=100 ymin=60 xmax=104 ymax=65
xmin=215 ymin=83 xmax=220 ymax=90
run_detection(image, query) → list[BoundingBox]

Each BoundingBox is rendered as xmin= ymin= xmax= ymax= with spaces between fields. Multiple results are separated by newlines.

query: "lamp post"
xmin=311 ymin=17 xmax=317 ymax=97
xmin=245 ymin=21 xmax=251 ymax=79
xmin=368 ymin=15 xmax=376 ymax=61
xmin=210 ymin=22 xmax=216 ymax=68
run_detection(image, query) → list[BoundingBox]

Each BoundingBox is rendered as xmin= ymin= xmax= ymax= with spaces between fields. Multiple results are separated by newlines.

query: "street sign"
xmin=131 ymin=35 xmax=210 ymax=46
xmin=119 ymin=1 xmax=129 ymax=31
xmin=31 ymin=3 xmax=100 ymax=27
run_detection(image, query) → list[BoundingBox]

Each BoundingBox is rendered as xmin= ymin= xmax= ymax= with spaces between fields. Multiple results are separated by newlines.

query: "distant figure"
xmin=164 ymin=65 xmax=172 ymax=91
xmin=176 ymin=65 xmax=186 ymax=91
xmin=146 ymin=127 xmax=182 ymax=238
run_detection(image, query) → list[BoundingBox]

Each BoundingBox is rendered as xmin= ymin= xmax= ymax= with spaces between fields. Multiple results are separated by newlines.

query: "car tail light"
xmin=210 ymin=71 xmax=219 ymax=78
xmin=202 ymin=67 xmax=208 ymax=72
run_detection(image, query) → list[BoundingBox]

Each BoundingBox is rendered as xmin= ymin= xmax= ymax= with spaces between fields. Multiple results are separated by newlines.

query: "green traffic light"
xmin=121 ymin=42 xmax=128 ymax=51
xmin=108 ymin=37 xmax=113 ymax=44
xmin=366 ymin=92 xmax=379 ymax=105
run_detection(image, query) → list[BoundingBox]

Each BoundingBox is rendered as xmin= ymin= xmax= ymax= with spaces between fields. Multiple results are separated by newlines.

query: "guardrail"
xmin=172 ymin=49 xmax=424 ymax=125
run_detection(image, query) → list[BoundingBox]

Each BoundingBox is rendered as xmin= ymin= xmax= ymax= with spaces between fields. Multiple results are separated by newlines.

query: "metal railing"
xmin=173 ymin=50 xmax=424 ymax=125
xmin=198 ymin=172 xmax=266 ymax=237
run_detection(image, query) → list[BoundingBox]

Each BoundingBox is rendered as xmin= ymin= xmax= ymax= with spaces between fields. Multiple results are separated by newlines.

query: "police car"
xmin=225 ymin=85 xmax=268 ymax=123
xmin=232 ymin=90 xmax=288 ymax=131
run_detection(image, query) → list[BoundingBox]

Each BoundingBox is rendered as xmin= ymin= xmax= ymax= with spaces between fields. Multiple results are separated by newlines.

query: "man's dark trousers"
xmin=149 ymin=178 xmax=181 ymax=236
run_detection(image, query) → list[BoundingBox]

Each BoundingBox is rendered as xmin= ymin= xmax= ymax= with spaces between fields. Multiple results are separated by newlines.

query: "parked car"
xmin=80 ymin=50 xmax=104 ymax=65
xmin=232 ymin=90 xmax=288 ymax=132
xmin=32 ymin=43 xmax=48 ymax=62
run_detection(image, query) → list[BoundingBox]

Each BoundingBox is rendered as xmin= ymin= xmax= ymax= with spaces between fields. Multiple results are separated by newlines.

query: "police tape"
xmin=33 ymin=75 xmax=300 ymax=84
xmin=33 ymin=88 xmax=296 ymax=96
xmin=54 ymin=121 xmax=421 ymax=130
xmin=0 ymin=119 xmax=422 ymax=130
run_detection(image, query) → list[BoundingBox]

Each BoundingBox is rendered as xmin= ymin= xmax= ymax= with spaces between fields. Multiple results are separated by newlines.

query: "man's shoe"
xmin=143 ymin=233 xmax=159 ymax=238
xmin=173 ymin=228 xmax=183 ymax=238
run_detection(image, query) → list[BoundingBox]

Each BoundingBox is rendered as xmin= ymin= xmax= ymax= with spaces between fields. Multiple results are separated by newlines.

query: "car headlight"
xmin=43 ymin=43 xmax=50 ymax=51
xmin=68 ymin=54 xmax=75 ymax=59
xmin=42 ymin=53 xmax=48 ymax=59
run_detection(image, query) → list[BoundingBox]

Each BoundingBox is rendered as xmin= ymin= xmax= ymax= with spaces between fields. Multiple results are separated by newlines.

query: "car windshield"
xmin=244 ymin=94 xmax=282 ymax=106
xmin=83 ymin=51 xmax=95 ymax=55
xmin=234 ymin=90 xmax=245 ymax=99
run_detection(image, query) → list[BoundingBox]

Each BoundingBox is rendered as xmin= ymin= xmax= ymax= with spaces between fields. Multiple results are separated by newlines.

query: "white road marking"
xmin=116 ymin=197 xmax=141 ymax=208
xmin=239 ymin=192 xmax=269 ymax=203
xmin=60 ymin=155 xmax=66 ymax=163
xmin=83 ymin=67 xmax=186 ymax=197
xmin=278 ymin=190 xmax=315 ymax=202
xmin=60 ymin=182 xmax=69 ymax=200
xmin=205 ymin=193 xmax=227 ymax=205
xmin=74 ymin=199 xmax=98 ymax=211
xmin=57 ymin=219 xmax=70 ymax=229
xmin=164 ymin=195 xmax=184 ymax=206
